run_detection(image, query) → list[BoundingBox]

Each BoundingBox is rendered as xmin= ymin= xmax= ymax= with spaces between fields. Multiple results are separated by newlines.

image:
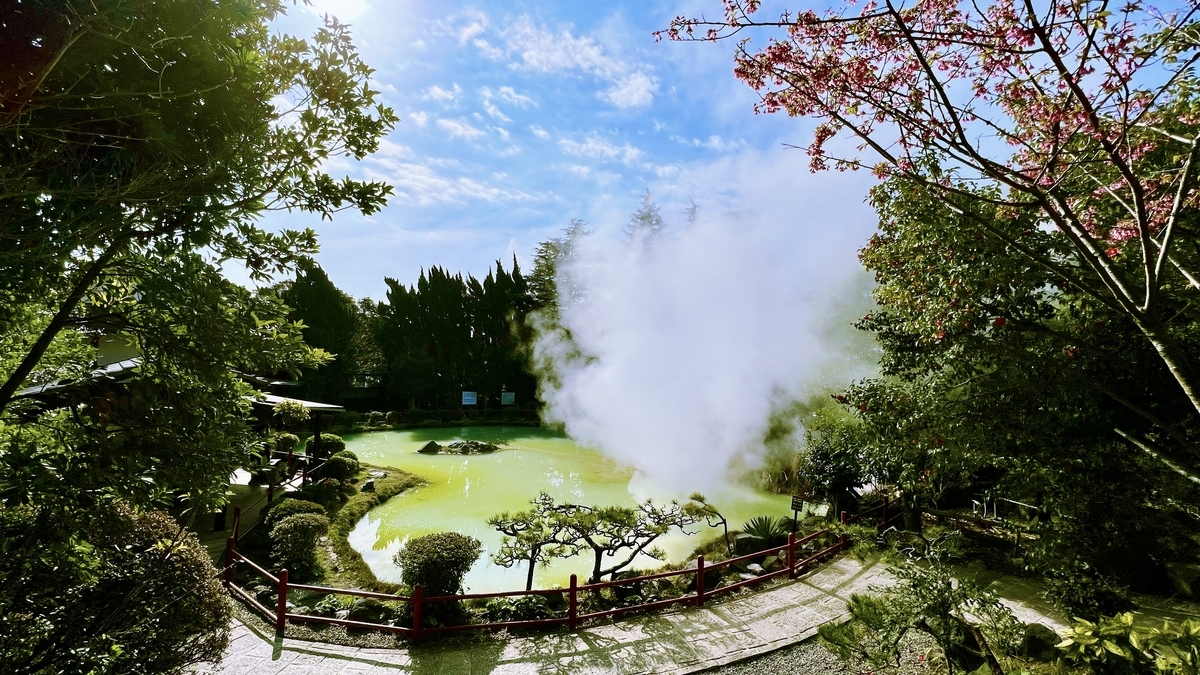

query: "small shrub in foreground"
xmin=394 ymin=531 xmax=481 ymax=626
xmin=270 ymin=513 xmax=330 ymax=581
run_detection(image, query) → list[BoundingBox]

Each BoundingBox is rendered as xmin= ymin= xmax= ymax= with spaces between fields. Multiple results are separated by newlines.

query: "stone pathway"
xmin=194 ymin=554 xmax=1075 ymax=675
xmin=194 ymin=555 xmax=892 ymax=675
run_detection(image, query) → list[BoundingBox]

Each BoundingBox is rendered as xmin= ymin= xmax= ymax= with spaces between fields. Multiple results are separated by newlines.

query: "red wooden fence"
xmin=223 ymin=496 xmax=898 ymax=644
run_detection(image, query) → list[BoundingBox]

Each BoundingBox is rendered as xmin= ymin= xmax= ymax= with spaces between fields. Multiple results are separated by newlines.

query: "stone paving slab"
xmin=194 ymin=555 xmax=892 ymax=675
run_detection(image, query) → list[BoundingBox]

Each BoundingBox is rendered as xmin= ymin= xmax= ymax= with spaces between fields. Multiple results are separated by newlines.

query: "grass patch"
xmin=316 ymin=465 xmax=425 ymax=592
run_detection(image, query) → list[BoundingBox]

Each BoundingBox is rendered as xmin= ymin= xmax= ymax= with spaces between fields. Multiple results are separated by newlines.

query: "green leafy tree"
xmin=563 ymin=498 xmax=701 ymax=584
xmin=818 ymin=530 xmax=1022 ymax=675
xmin=489 ymin=492 xmax=581 ymax=591
xmin=0 ymin=0 xmax=395 ymax=670
xmin=0 ymin=503 xmax=232 ymax=675
xmin=282 ymin=264 xmax=361 ymax=401
xmin=622 ymin=189 xmax=666 ymax=243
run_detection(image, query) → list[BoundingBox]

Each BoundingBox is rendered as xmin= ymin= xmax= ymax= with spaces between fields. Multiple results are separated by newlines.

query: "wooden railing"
xmin=223 ymin=496 xmax=899 ymax=645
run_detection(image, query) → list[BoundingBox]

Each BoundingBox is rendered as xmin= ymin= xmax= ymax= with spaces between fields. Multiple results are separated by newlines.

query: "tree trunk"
xmin=525 ymin=545 xmax=540 ymax=592
xmin=1134 ymin=316 xmax=1200 ymax=419
xmin=0 ymin=238 xmax=128 ymax=413
xmin=590 ymin=549 xmax=604 ymax=585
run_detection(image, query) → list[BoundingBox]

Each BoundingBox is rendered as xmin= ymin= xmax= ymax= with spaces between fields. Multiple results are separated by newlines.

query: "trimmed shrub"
xmin=439 ymin=409 xmax=459 ymax=423
xmin=338 ymin=410 xmax=362 ymax=428
xmin=394 ymin=532 xmax=481 ymax=596
xmin=296 ymin=478 xmax=344 ymax=509
xmin=385 ymin=410 xmax=403 ymax=425
xmin=263 ymin=498 xmax=326 ymax=533
xmin=367 ymin=411 xmax=385 ymax=425
xmin=270 ymin=513 xmax=329 ymax=581
xmin=321 ymin=455 xmax=359 ymax=482
xmin=393 ymin=532 xmax=481 ymax=627
xmin=306 ymin=433 xmax=345 ymax=457
xmin=501 ymin=407 xmax=519 ymax=421
xmin=330 ymin=449 xmax=358 ymax=461
xmin=273 ymin=432 xmax=299 ymax=454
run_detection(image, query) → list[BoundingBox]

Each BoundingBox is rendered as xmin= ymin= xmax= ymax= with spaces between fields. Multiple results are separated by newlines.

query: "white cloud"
xmin=497 ymin=86 xmax=534 ymax=107
xmin=603 ymin=72 xmax=658 ymax=109
xmin=474 ymin=38 xmax=506 ymax=59
xmin=425 ymin=83 xmax=462 ymax=102
xmin=568 ymin=165 xmax=592 ymax=178
xmin=408 ymin=111 xmax=428 ymax=127
xmin=493 ymin=127 xmax=511 ymax=140
xmin=437 ymin=118 xmax=486 ymax=140
xmin=486 ymin=16 xmax=657 ymax=108
xmin=459 ymin=20 xmax=487 ymax=44
xmin=364 ymin=160 xmax=537 ymax=207
xmin=529 ymin=124 xmax=550 ymax=139
xmin=559 ymin=135 xmax=642 ymax=164
xmin=670 ymin=134 xmax=748 ymax=152
xmin=483 ymin=100 xmax=510 ymax=121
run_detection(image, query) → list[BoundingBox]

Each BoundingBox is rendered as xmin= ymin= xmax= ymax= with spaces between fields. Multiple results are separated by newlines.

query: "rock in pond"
xmin=417 ymin=440 xmax=441 ymax=454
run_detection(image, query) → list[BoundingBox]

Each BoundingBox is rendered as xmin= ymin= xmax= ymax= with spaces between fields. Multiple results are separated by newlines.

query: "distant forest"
xmin=277 ymin=258 xmax=541 ymax=412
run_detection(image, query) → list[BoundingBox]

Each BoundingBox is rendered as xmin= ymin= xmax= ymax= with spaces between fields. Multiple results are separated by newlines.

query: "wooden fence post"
xmin=882 ymin=494 xmax=889 ymax=528
xmin=276 ymin=569 xmax=288 ymax=633
xmin=568 ymin=574 xmax=578 ymax=629
xmin=695 ymin=555 xmax=705 ymax=607
xmin=232 ymin=506 xmax=242 ymax=541
xmin=287 ymin=446 xmax=294 ymax=475
xmin=412 ymin=584 xmax=423 ymax=646
xmin=839 ymin=511 xmax=849 ymax=549
xmin=224 ymin=537 xmax=235 ymax=588
xmin=266 ymin=482 xmax=275 ymax=505
xmin=787 ymin=532 xmax=796 ymax=579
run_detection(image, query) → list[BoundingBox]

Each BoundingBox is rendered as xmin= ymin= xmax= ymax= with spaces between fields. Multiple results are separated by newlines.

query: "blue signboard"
xmin=462 ymin=391 xmax=477 ymax=406
xmin=501 ymin=391 xmax=516 ymax=406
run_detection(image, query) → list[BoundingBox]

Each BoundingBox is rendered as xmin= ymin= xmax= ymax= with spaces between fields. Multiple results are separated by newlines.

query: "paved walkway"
xmin=196 ymin=555 xmax=889 ymax=675
xmin=195 ymin=554 xmax=1071 ymax=675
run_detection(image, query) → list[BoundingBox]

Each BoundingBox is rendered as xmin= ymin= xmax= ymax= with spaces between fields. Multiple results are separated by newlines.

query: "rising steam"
xmin=532 ymin=184 xmax=878 ymax=490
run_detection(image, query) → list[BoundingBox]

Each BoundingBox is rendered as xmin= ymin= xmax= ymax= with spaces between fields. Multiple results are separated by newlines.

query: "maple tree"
xmin=661 ymin=1 xmax=1200 ymax=416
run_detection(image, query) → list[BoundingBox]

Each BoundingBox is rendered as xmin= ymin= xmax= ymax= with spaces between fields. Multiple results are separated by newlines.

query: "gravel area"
xmin=701 ymin=633 xmax=939 ymax=675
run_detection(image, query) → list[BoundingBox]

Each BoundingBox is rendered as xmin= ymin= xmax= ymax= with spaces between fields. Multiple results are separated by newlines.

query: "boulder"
xmin=368 ymin=469 xmax=389 ymax=478
xmin=347 ymin=598 xmax=392 ymax=624
xmin=417 ymin=440 xmax=441 ymax=454
xmin=1019 ymin=623 xmax=1062 ymax=662
xmin=746 ymin=563 xmax=766 ymax=576
xmin=362 ymin=478 xmax=375 ymax=492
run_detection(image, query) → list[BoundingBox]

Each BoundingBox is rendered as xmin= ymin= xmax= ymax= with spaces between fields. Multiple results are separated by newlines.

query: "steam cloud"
xmin=533 ymin=161 xmax=879 ymax=490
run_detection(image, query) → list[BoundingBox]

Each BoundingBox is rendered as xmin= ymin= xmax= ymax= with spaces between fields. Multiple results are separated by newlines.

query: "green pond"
xmin=345 ymin=427 xmax=791 ymax=593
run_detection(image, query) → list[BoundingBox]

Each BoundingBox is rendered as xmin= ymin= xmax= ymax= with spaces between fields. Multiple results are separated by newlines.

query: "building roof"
xmin=253 ymin=393 xmax=344 ymax=413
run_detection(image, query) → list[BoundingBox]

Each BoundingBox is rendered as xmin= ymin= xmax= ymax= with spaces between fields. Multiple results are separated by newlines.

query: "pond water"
xmin=345 ymin=427 xmax=791 ymax=593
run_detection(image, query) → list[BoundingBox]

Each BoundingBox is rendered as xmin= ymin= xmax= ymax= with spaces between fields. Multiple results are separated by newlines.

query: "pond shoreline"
xmin=317 ymin=464 xmax=426 ymax=592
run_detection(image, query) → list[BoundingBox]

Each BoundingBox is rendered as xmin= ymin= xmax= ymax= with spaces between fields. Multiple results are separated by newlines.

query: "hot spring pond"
xmin=345 ymin=427 xmax=791 ymax=593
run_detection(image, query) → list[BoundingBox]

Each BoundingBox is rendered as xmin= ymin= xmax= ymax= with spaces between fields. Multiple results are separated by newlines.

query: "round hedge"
xmin=330 ymin=449 xmax=358 ymax=461
xmin=263 ymin=498 xmax=325 ymax=533
xmin=321 ymin=455 xmax=359 ymax=481
xmin=306 ymin=433 xmax=345 ymax=456
xmin=270 ymin=513 xmax=329 ymax=581
xmin=393 ymin=531 xmax=481 ymax=596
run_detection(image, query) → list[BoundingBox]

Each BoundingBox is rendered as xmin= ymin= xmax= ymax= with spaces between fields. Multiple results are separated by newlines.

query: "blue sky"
xmin=265 ymin=0 xmax=879 ymax=300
